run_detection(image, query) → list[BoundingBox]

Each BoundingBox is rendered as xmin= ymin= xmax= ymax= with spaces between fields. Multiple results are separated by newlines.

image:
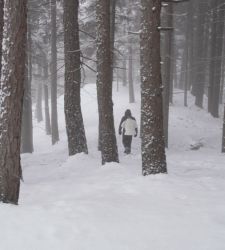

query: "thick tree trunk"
xmin=140 ymin=0 xmax=167 ymax=175
xmin=96 ymin=0 xmax=119 ymax=165
xmin=162 ymin=3 xmax=173 ymax=147
xmin=210 ymin=0 xmax=224 ymax=117
xmin=0 ymin=0 xmax=27 ymax=204
xmin=63 ymin=0 xmax=88 ymax=155
xmin=0 ymin=0 xmax=3 ymax=78
xmin=194 ymin=2 xmax=206 ymax=108
xmin=21 ymin=23 xmax=33 ymax=153
xmin=50 ymin=0 xmax=59 ymax=144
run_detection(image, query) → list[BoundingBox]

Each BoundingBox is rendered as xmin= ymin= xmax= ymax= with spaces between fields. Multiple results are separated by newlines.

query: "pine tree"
xmin=96 ymin=0 xmax=119 ymax=164
xmin=0 ymin=0 xmax=3 ymax=78
xmin=140 ymin=0 xmax=167 ymax=175
xmin=0 ymin=0 xmax=27 ymax=204
xmin=50 ymin=0 xmax=59 ymax=144
xmin=63 ymin=0 xmax=88 ymax=155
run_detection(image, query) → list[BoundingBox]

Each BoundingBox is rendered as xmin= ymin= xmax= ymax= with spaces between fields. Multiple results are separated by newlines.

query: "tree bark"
xmin=96 ymin=0 xmax=119 ymax=165
xmin=35 ymin=65 xmax=43 ymax=123
xmin=63 ymin=0 xmax=88 ymax=155
xmin=210 ymin=0 xmax=224 ymax=117
xmin=222 ymin=104 xmax=225 ymax=153
xmin=0 ymin=0 xmax=4 ymax=78
xmin=50 ymin=0 xmax=59 ymax=144
xmin=127 ymin=5 xmax=135 ymax=103
xmin=0 ymin=0 xmax=27 ymax=204
xmin=140 ymin=0 xmax=167 ymax=175
xmin=21 ymin=22 xmax=33 ymax=153
xmin=43 ymin=53 xmax=51 ymax=135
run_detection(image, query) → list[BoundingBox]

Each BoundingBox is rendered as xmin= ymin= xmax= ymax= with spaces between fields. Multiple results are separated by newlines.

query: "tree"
xmin=222 ymin=104 xmax=225 ymax=153
xmin=21 ymin=21 xmax=34 ymax=153
xmin=0 ymin=0 xmax=27 ymax=204
xmin=50 ymin=0 xmax=59 ymax=144
xmin=63 ymin=0 xmax=88 ymax=155
xmin=96 ymin=0 xmax=119 ymax=164
xmin=0 ymin=0 xmax=3 ymax=78
xmin=140 ymin=0 xmax=167 ymax=175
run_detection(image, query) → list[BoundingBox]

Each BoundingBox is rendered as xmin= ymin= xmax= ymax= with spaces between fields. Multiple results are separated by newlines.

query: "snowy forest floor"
xmin=0 ymin=84 xmax=225 ymax=250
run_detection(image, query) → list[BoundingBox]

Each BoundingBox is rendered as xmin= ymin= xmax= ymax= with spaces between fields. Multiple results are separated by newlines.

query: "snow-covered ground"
xmin=0 ymin=84 xmax=225 ymax=250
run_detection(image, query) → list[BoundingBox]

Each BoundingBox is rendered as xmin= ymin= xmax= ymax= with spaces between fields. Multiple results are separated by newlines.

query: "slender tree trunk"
xmin=43 ymin=53 xmax=51 ymax=135
xmin=21 ymin=22 xmax=33 ymax=153
xmin=0 ymin=0 xmax=27 ymax=204
xmin=122 ymin=59 xmax=127 ymax=87
xmin=128 ymin=42 xmax=135 ymax=103
xmin=140 ymin=0 xmax=167 ymax=175
xmin=208 ymin=0 xmax=217 ymax=113
xmin=63 ymin=0 xmax=88 ymax=155
xmin=35 ymin=66 xmax=43 ymax=123
xmin=96 ymin=0 xmax=119 ymax=165
xmin=127 ymin=6 xmax=135 ymax=103
xmin=122 ymin=24 xmax=127 ymax=87
xmin=222 ymin=104 xmax=225 ymax=153
xmin=50 ymin=0 xmax=59 ymax=144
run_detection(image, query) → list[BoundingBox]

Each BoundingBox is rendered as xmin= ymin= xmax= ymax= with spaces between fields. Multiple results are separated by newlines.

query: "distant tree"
xmin=63 ymin=0 xmax=88 ymax=155
xmin=0 ymin=0 xmax=27 ymax=204
xmin=50 ymin=0 xmax=59 ymax=144
xmin=35 ymin=64 xmax=43 ymax=122
xmin=43 ymin=50 xmax=51 ymax=135
xmin=140 ymin=0 xmax=167 ymax=175
xmin=222 ymin=104 xmax=225 ymax=153
xmin=96 ymin=0 xmax=119 ymax=164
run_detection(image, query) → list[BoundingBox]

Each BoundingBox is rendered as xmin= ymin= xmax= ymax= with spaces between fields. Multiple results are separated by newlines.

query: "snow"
xmin=0 ymin=84 xmax=225 ymax=250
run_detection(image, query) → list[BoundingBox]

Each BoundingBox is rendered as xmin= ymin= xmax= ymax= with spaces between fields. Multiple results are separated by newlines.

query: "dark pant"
xmin=122 ymin=135 xmax=132 ymax=154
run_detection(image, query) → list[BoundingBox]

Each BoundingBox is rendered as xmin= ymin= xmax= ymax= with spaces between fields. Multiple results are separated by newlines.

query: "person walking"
xmin=119 ymin=109 xmax=138 ymax=154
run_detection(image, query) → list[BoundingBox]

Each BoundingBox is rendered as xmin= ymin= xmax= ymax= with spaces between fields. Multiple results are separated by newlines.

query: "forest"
xmin=0 ymin=0 xmax=225 ymax=249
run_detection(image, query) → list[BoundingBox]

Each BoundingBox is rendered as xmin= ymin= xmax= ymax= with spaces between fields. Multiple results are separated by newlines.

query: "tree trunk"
xmin=96 ymin=0 xmax=119 ymax=165
xmin=194 ymin=2 xmax=206 ymax=108
xmin=50 ymin=0 xmax=59 ymax=144
xmin=63 ymin=0 xmax=88 ymax=155
xmin=0 ymin=0 xmax=4 ymax=78
xmin=162 ymin=3 xmax=173 ymax=148
xmin=35 ymin=66 xmax=43 ymax=123
xmin=128 ymin=42 xmax=135 ymax=103
xmin=21 ymin=22 xmax=33 ymax=153
xmin=0 ymin=0 xmax=27 ymax=204
xmin=210 ymin=0 xmax=224 ymax=117
xmin=140 ymin=0 xmax=167 ymax=175
xmin=43 ymin=53 xmax=51 ymax=135
xmin=222 ymin=104 xmax=225 ymax=153
xmin=127 ymin=6 xmax=135 ymax=103
xmin=122 ymin=24 xmax=127 ymax=87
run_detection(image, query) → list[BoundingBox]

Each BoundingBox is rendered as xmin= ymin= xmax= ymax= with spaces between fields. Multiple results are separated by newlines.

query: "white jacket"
xmin=121 ymin=118 xmax=138 ymax=136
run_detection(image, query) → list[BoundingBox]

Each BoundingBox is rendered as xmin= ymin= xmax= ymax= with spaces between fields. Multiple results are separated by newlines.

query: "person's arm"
xmin=134 ymin=119 xmax=138 ymax=137
xmin=119 ymin=117 xmax=125 ymax=135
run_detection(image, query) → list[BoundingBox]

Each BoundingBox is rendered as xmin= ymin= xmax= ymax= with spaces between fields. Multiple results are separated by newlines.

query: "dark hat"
xmin=125 ymin=109 xmax=131 ymax=117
